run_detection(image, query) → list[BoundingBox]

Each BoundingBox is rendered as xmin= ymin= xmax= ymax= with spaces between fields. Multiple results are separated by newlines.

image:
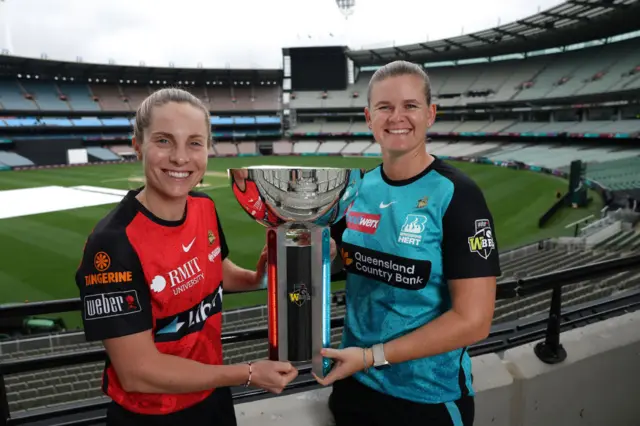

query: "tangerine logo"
xmin=94 ymin=252 xmax=110 ymax=272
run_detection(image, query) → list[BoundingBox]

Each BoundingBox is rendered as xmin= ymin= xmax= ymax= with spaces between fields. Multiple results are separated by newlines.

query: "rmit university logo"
xmin=151 ymin=257 xmax=204 ymax=296
xmin=468 ymin=219 xmax=495 ymax=259
xmin=155 ymin=286 xmax=223 ymax=342
xmin=346 ymin=211 xmax=380 ymax=234
xmin=288 ymin=283 xmax=311 ymax=307
xmin=398 ymin=214 xmax=428 ymax=246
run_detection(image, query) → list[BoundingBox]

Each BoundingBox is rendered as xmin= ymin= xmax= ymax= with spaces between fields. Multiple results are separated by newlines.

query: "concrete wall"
xmin=234 ymin=310 xmax=640 ymax=426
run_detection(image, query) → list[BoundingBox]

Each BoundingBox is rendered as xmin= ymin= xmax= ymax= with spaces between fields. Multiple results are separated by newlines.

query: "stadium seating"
xmin=0 ymin=82 xmax=282 ymax=113
xmin=85 ymin=147 xmax=121 ymax=162
xmin=0 ymin=152 xmax=34 ymax=167
xmin=1 ymin=231 xmax=639 ymax=414
xmin=289 ymin=37 xmax=640 ymax=109
xmin=289 ymin=118 xmax=640 ymax=138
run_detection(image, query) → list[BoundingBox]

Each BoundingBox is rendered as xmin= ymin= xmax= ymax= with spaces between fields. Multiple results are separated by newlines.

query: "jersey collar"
xmin=380 ymin=156 xmax=439 ymax=187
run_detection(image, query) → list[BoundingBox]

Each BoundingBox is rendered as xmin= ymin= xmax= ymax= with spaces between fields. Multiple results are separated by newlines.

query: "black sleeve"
xmin=330 ymin=216 xmax=347 ymax=247
xmin=442 ymin=178 xmax=501 ymax=280
xmin=329 ymin=216 xmax=348 ymax=281
xmin=75 ymin=230 xmax=153 ymax=341
xmin=215 ymin=208 xmax=229 ymax=260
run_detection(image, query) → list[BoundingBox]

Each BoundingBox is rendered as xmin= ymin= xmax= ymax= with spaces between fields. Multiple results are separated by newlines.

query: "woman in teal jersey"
xmin=314 ymin=60 xmax=501 ymax=426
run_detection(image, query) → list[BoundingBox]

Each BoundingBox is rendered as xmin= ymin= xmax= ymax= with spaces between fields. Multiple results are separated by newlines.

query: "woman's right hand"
xmin=248 ymin=360 xmax=298 ymax=394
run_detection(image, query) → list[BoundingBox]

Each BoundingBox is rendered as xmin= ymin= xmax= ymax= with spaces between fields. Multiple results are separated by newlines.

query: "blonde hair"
xmin=367 ymin=60 xmax=432 ymax=106
xmin=133 ymin=87 xmax=212 ymax=146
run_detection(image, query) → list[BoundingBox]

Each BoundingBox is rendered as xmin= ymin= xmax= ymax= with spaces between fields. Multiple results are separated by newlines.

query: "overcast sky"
xmin=0 ymin=0 xmax=565 ymax=69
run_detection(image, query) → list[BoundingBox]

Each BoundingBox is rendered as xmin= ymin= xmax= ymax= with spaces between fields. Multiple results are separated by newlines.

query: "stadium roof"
xmin=347 ymin=0 xmax=640 ymax=66
xmin=0 ymin=54 xmax=282 ymax=84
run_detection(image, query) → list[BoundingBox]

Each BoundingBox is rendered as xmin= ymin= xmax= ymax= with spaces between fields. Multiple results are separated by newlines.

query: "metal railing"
xmin=1 ymin=253 xmax=640 ymax=426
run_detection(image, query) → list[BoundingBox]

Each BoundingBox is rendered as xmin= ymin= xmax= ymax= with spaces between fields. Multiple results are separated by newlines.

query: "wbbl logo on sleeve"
xmin=468 ymin=219 xmax=495 ymax=259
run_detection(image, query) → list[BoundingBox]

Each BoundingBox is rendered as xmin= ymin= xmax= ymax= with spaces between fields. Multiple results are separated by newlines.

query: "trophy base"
xmin=266 ymin=223 xmax=333 ymax=379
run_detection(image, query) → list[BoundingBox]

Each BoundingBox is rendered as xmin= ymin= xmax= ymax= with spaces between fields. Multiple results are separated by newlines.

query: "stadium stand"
xmin=2 ymin=0 xmax=640 ymax=424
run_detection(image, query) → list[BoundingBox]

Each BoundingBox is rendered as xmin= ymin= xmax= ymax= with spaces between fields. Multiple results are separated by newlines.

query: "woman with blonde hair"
xmin=75 ymin=88 xmax=297 ymax=425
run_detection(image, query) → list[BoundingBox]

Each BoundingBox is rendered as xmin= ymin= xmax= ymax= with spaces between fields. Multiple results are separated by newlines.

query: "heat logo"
xmin=398 ymin=214 xmax=428 ymax=246
xmin=346 ymin=211 xmax=381 ymax=234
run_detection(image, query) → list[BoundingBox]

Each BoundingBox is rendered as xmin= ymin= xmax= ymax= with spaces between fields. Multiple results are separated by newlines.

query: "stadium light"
xmin=335 ymin=0 xmax=355 ymax=19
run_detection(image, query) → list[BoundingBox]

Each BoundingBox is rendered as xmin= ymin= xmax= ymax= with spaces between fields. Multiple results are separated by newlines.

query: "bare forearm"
xmin=225 ymin=266 xmax=258 ymax=291
xmin=384 ymin=310 xmax=489 ymax=365
xmin=126 ymin=353 xmax=248 ymax=394
xmin=222 ymin=258 xmax=261 ymax=292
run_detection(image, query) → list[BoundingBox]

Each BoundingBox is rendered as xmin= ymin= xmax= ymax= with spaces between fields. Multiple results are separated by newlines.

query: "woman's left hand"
xmin=312 ymin=347 xmax=370 ymax=386
xmin=254 ymin=245 xmax=268 ymax=287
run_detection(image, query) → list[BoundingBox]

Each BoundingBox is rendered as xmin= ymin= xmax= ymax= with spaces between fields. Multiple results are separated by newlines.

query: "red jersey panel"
xmin=232 ymin=179 xmax=283 ymax=225
xmin=75 ymin=189 xmax=229 ymax=416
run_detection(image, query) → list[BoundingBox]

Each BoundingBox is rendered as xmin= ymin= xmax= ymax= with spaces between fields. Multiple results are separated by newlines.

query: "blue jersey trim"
xmin=445 ymin=401 xmax=464 ymax=426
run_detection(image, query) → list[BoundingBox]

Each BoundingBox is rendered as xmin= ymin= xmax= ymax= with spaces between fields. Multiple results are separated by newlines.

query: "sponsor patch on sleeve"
xmin=84 ymin=290 xmax=142 ymax=321
xmin=340 ymin=242 xmax=431 ymax=290
xmin=467 ymin=219 xmax=495 ymax=259
xmin=84 ymin=251 xmax=133 ymax=286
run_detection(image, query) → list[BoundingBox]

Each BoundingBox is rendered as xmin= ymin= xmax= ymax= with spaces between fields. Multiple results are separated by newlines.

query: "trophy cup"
xmin=228 ymin=166 xmax=363 ymax=378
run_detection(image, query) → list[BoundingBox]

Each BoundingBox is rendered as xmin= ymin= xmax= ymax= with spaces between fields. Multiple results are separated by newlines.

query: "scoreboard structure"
xmin=280 ymin=45 xmax=353 ymax=128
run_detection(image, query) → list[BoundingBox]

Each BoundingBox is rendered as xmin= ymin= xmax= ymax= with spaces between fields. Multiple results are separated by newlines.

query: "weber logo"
xmin=84 ymin=290 xmax=141 ymax=321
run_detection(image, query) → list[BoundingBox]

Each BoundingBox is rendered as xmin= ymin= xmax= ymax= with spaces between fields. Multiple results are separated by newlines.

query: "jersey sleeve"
xmin=330 ymin=216 xmax=347 ymax=247
xmin=442 ymin=178 xmax=501 ymax=280
xmin=215 ymin=208 xmax=229 ymax=260
xmin=329 ymin=216 xmax=348 ymax=280
xmin=75 ymin=230 xmax=153 ymax=341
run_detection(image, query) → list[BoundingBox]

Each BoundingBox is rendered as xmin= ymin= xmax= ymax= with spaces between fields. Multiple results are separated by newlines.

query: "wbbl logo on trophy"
xmin=288 ymin=283 xmax=311 ymax=307
xmin=468 ymin=219 xmax=495 ymax=260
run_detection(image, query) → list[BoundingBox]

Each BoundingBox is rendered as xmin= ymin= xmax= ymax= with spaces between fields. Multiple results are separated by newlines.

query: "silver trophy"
xmin=228 ymin=166 xmax=363 ymax=378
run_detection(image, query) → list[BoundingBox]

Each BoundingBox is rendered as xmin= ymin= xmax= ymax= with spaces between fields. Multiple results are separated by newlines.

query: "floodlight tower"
xmin=336 ymin=0 xmax=355 ymax=19
xmin=0 ymin=0 xmax=13 ymax=55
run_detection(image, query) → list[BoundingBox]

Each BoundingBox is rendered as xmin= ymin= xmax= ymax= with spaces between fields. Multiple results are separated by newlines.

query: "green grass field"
xmin=0 ymin=156 xmax=603 ymax=329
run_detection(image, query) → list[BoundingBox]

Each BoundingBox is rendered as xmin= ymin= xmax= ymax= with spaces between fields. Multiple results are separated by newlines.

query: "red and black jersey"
xmin=75 ymin=188 xmax=229 ymax=417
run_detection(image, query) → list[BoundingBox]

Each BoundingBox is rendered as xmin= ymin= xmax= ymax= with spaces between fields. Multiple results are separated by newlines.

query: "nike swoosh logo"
xmin=183 ymin=237 xmax=196 ymax=252
xmin=379 ymin=201 xmax=396 ymax=209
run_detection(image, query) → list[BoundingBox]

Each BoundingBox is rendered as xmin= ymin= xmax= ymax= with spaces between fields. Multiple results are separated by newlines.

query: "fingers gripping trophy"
xmin=229 ymin=166 xmax=363 ymax=378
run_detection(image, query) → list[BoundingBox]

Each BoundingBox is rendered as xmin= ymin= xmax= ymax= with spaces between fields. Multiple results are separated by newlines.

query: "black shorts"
xmin=329 ymin=376 xmax=474 ymax=426
xmin=106 ymin=387 xmax=236 ymax=426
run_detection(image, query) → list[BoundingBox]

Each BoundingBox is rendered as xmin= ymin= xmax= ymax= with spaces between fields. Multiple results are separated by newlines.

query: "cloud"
xmin=0 ymin=0 xmax=566 ymax=68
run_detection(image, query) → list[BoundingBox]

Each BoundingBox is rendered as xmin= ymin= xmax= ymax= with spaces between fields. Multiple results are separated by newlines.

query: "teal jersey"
xmin=332 ymin=158 xmax=501 ymax=404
